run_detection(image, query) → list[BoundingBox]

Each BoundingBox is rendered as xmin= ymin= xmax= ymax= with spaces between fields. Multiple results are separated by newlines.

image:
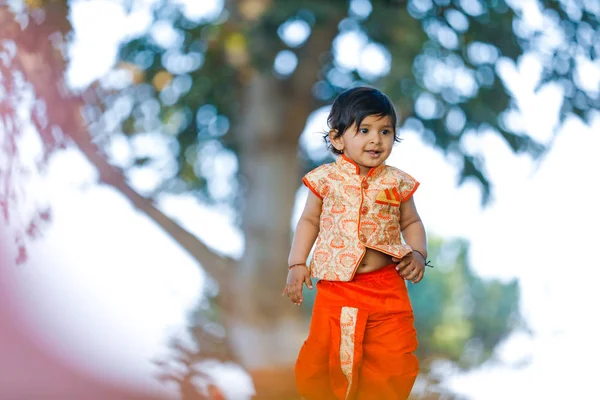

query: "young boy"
xmin=285 ymin=86 xmax=428 ymax=399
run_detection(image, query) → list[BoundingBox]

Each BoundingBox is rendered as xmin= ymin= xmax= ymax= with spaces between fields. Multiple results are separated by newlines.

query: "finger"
xmin=414 ymin=271 xmax=424 ymax=283
xmin=411 ymin=266 xmax=423 ymax=280
xmin=395 ymin=259 xmax=410 ymax=271
xmin=412 ymin=270 xmax=424 ymax=284
xmin=293 ymin=284 xmax=304 ymax=305
xmin=398 ymin=263 xmax=413 ymax=276
xmin=405 ymin=267 xmax=420 ymax=280
xmin=286 ymin=284 xmax=300 ymax=303
xmin=286 ymin=286 xmax=295 ymax=302
xmin=397 ymin=264 xmax=407 ymax=276
xmin=304 ymin=276 xmax=313 ymax=290
xmin=407 ymin=267 xmax=420 ymax=279
xmin=408 ymin=270 xmax=418 ymax=282
xmin=290 ymin=293 xmax=302 ymax=305
xmin=413 ymin=268 xmax=425 ymax=282
xmin=391 ymin=257 xmax=401 ymax=263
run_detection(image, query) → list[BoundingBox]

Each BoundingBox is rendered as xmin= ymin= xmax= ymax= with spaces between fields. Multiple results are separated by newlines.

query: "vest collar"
xmin=336 ymin=154 xmax=386 ymax=178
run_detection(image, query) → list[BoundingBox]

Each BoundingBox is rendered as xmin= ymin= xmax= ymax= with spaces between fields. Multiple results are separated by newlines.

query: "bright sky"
xmin=6 ymin=0 xmax=600 ymax=399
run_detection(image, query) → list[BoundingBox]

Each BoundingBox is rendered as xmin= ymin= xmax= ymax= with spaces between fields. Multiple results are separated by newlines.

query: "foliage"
xmin=103 ymin=0 xmax=600 ymax=203
xmin=408 ymin=237 xmax=521 ymax=369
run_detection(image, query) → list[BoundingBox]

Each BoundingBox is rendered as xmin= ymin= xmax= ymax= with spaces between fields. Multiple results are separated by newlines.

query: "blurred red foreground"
xmin=0 ymin=231 xmax=167 ymax=400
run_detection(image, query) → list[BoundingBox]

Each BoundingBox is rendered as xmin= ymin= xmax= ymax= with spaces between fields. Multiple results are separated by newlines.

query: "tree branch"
xmin=3 ymin=7 xmax=235 ymax=286
xmin=69 ymin=120 xmax=236 ymax=285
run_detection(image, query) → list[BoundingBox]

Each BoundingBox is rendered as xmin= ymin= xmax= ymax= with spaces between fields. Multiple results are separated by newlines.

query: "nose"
xmin=370 ymin=132 xmax=382 ymax=144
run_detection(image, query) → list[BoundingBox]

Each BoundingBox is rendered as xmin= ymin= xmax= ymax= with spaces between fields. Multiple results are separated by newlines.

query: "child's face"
xmin=330 ymin=114 xmax=395 ymax=176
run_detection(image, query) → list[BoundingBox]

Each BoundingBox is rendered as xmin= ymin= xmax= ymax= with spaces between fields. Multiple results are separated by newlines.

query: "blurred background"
xmin=0 ymin=0 xmax=598 ymax=399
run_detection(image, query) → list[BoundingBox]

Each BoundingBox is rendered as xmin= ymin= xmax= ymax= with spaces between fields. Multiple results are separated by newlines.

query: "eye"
xmin=359 ymin=128 xmax=369 ymax=134
xmin=381 ymin=129 xmax=391 ymax=135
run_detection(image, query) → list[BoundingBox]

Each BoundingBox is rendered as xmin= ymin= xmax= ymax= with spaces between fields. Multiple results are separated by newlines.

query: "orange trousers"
xmin=295 ymin=265 xmax=419 ymax=400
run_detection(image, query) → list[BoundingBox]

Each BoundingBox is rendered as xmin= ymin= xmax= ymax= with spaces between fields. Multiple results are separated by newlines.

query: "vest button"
xmin=361 ymin=206 xmax=368 ymax=214
xmin=361 ymin=181 xmax=369 ymax=189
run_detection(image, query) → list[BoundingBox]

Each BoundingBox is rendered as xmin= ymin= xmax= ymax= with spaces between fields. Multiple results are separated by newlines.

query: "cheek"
xmin=383 ymin=135 xmax=395 ymax=146
xmin=343 ymin=137 xmax=360 ymax=148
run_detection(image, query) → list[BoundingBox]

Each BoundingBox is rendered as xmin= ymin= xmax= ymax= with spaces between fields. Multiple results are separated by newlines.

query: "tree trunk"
xmin=226 ymin=19 xmax=341 ymax=375
xmin=228 ymin=74 xmax=310 ymax=370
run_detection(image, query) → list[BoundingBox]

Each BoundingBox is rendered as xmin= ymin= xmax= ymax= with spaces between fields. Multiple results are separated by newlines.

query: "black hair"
xmin=324 ymin=86 xmax=401 ymax=155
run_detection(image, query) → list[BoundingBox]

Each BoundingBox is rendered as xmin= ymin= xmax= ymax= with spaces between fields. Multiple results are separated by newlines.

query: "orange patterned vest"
xmin=302 ymin=155 xmax=419 ymax=281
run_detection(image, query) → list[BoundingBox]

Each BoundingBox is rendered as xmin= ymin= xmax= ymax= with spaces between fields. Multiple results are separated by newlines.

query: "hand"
xmin=392 ymin=251 xmax=425 ymax=284
xmin=285 ymin=265 xmax=312 ymax=305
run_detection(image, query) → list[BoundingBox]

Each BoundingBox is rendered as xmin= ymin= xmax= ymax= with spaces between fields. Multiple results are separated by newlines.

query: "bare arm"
xmin=394 ymin=197 xmax=428 ymax=283
xmin=288 ymin=190 xmax=322 ymax=265
xmin=399 ymin=197 xmax=427 ymax=257
xmin=285 ymin=190 xmax=322 ymax=305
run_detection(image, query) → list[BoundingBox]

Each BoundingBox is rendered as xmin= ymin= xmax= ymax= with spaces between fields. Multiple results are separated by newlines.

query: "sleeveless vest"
xmin=303 ymin=155 xmax=419 ymax=281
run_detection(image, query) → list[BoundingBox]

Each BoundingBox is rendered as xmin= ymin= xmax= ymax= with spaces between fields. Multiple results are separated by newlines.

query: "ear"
xmin=329 ymin=130 xmax=344 ymax=152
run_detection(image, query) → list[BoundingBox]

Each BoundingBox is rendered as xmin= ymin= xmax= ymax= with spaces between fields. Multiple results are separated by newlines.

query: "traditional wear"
xmin=295 ymin=155 xmax=420 ymax=399
xmin=302 ymin=154 xmax=419 ymax=281
xmin=295 ymin=265 xmax=418 ymax=399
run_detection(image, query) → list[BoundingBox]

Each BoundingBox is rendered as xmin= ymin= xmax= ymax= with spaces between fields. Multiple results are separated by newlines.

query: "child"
xmin=285 ymin=86 xmax=428 ymax=399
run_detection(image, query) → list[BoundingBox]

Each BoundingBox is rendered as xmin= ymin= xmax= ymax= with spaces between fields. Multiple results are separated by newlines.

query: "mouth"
xmin=366 ymin=150 xmax=382 ymax=157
